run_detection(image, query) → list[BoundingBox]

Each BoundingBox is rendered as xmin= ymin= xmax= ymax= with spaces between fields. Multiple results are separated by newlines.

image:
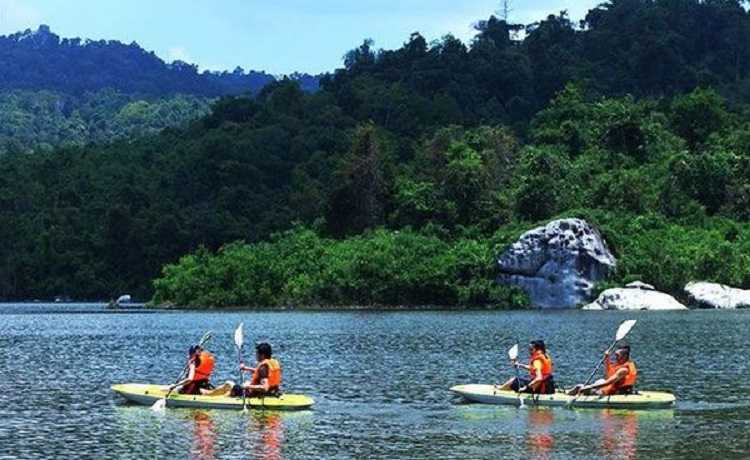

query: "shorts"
xmin=510 ymin=376 xmax=556 ymax=394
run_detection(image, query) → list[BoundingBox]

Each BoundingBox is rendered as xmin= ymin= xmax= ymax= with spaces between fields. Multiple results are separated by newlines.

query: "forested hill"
xmin=3 ymin=0 xmax=750 ymax=304
xmin=0 ymin=25 xmax=319 ymax=96
xmin=0 ymin=25 xmax=319 ymax=153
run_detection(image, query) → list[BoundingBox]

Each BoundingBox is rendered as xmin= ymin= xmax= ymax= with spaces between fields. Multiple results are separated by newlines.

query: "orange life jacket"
xmin=193 ymin=351 xmax=215 ymax=381
xmin=252 ymin=358 xmax=282 ymax=389
xmin=602 ymin=360 xmax=637 ymax=395
xmin=529 ymin=351 xmax=554 ymax=381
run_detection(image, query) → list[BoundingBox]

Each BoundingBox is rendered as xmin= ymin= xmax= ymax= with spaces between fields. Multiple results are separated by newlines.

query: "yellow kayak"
xmin=450 ymin=384 xmax=675 ymax=409
xmin=112 ymin=383 xmax=314 ymax=410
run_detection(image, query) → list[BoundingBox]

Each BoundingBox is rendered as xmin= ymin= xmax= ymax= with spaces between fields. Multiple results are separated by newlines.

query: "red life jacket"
xmin=602 ymin=360 xmax=637 ymax=395
xmin=193 ymin=351 xmax=215 ymax=381
xmin=528 ymin=351 xmax=554 ymax=393
xmin=251 ymin=358 xmax=282 ymax=390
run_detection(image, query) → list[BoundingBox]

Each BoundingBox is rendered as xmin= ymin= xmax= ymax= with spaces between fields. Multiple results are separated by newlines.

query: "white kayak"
xmin=451 ymin=384 xmax=676 ymax=409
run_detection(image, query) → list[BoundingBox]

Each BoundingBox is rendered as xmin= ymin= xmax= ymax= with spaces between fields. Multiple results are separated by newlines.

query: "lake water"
xmin=1 ymin=304 xmax=749 ymax=459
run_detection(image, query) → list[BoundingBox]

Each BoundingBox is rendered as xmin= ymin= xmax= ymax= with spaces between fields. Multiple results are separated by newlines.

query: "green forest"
xmin=3 ymin=0 xmax=750 ymax=306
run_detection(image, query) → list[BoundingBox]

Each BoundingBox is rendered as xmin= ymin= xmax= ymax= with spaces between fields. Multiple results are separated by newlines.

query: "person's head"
xmin=256 ymin=342 xmax=272 ymax=361
xmin=188 ymin=345 xmax=203 ymax=358
xmin=529 ymin=340 xmax=546 ymax=354
xmin=614 ymin=345 xmax=631 ymax=363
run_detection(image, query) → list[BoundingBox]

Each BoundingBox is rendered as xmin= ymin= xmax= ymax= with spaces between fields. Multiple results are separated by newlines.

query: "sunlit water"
xmin=1 ymin=304 xmax=749 ymax=459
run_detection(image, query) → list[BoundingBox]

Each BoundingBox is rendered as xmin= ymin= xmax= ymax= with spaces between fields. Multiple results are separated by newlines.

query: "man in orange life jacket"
xmin=497 ymin=340 xmax=556 ymax=394
xmin=236 ymin=342 xmax=282 ymax=397
xmin=571 ymin=345 xmax=638 ymax=396
xmin=169 ymin=344 xmax=215 ymax=395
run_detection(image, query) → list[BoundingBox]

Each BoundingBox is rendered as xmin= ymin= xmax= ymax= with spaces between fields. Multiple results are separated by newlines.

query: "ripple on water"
xmin=1 ymin=305 xmax=750 ymax=459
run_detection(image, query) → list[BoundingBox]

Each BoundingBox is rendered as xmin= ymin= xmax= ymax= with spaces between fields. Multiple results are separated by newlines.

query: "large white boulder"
xmin=497 ymin=218 xmax=616 ymax=309
xmin=684 ymin=282 xmax=750 ymax=309
xmin=583 ymin=283 xmax=688 ymax=311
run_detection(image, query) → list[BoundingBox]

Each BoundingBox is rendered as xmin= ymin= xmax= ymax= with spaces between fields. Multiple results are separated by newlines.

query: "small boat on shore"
xmin=112 ymin=383 xmax=314 ymax=410
xmin=450 ymin=384 xmax=675 ymax=410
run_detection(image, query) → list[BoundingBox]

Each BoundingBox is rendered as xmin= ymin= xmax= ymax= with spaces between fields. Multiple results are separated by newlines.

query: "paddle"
xmin=151 ymin=330 xmax=213 ymax=412
xmin=507 ymin=343 xmax=525 ymax=408
xmin=569 ymin=319 xmax=637 ymax=404
xmin=234 ymin=322 xmax=248 ymax=412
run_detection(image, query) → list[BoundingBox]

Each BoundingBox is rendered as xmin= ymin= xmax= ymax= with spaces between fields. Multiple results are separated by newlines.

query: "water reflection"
xmin=190 ymin=411 xmax=217 ymax=460
xmin=250 ymin=412 xmax=284 ymax=460
xmin=600 ymin=410 xmax=638 ymax=460
xmin=526 ymin=408 xmax=555 ymax=460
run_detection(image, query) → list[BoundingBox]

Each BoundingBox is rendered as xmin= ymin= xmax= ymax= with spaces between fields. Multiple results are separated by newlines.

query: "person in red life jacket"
xmin=570 ymin=345 xmax=638 ymax=396
xmin=169 ymin=345 xmax=216 ymax=395
xmin=497 ymin=340 xmax=556 ymax=394
xmin=236 ymin=342 xmax=282 ymax=397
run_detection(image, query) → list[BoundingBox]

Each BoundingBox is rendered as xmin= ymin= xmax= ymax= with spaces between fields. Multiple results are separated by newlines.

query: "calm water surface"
xmin=1 ymin=304 xmax=749 ymax=459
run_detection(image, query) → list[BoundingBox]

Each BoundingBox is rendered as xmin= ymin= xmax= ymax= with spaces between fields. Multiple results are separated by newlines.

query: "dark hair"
xmin=616 ymin=345 xmax=631 ymax=359
xmin=256 ymin=342 xmax=273 ymax=358
xmin=189 ymin=345 xmax=202 ymax=355
xmin=530 ymin=340 xmax=547 ymax=353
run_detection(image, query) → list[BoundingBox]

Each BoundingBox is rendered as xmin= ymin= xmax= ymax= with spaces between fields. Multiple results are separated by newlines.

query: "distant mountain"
xmin=0 ymin=25 xmax=319 ymax=97
xmin=0 ymin=25 xmax=320 ymax=153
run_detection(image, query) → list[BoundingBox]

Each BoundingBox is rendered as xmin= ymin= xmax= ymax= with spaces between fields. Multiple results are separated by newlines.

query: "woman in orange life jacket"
xmin=169 ymin=344 xmax=216 ymax=395
xmin=570 ymin=345 xmax=638 ymax=396
xmin=497 ymin=340 xmax=556 ymax=394
xmin=234 ymin=342 xmax=282 ymax=397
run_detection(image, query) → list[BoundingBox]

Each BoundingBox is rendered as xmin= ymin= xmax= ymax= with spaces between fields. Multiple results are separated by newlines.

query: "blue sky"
xmin=0 ymin=0 xmax=602 ymax=75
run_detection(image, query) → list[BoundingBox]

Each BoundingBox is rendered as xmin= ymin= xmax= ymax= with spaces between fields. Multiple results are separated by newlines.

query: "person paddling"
xmin=207 ymin=342 xmax=283 ymax=398
xmin=497 ymin=340 xmax=555 ymax=394
xmin=237 ymin=342 xmax=282 ymax=396
xmin=169 ymin=344 xmax=216 ymax=395
xmin=569 ymin=345 xmax=638 ymax=396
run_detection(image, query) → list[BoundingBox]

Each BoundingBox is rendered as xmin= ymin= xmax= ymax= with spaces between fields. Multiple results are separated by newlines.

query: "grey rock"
xmin=497 ymin=218 xmax=616 ymax=309
xmin=583 ymin=286 xmax=688 ymax=311
xmin=684 ymin=281 xmax=750 ymax=309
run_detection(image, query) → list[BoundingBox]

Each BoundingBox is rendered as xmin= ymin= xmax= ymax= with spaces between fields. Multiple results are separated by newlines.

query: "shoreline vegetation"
xmin=2 ymin=2 xmax=750 ymax=306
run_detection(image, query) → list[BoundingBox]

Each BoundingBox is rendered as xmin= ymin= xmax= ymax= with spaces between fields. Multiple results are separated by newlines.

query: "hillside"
xmin=0 ymin=26 xmax=319 ymax=153
xmin=2 ymin=0 xmax=750 ymax=303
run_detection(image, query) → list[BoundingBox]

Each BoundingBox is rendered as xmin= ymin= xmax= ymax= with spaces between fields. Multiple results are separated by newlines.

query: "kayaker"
xmin=169 ymin=344 xmax=216 ymax=395
xmin=569 ymin=345 xmax=638 ymax=396
xmin=497 ymin=340 xmax=555 ymax=394
xmin=237 ymin=342 xmax=282 ymax=396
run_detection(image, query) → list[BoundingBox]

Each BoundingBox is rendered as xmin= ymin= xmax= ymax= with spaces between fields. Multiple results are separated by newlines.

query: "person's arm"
xmin=170 ymin=362 xmax=196 ymax=390
xmin=243 ymin=364 xmax=270 ymax=391
xmin=581 ymin=367 xmax=627 ymax=392
xmin=239 ymin=362 xmax=256 ymax=374
xmin=520 ymin=360 xmax=544 ymax=392
xmin=511 ymin=358 xmax=531 ymax=371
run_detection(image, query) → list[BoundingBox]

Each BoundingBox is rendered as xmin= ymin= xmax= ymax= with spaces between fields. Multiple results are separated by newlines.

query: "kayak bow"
xmin=113 ymin=383 xmax=314 ymax=410
xmin=450 ymin=384 xmax=675 ymax=409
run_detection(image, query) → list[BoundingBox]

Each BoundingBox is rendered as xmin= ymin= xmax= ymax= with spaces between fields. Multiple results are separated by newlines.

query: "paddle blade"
xmin=151 ymin=398 xmax=166 ymax=412
xmin=508 ymin=344 xmax=519 ymax=361
xmin=615 ymin=320 xmax=637 ymax=341
xmin=234 ymin=323 xmax=244 ymax=349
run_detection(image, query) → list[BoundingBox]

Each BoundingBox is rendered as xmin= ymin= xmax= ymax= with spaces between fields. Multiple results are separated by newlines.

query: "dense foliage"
xmin=3 ymin=1 xmax=750 ymax=306
xmin=0 ymin=25 xmax=310 ymax=96
xmin=0 ymin=26 xmax=319 ymax=152
xmin=0 ymin=90 xmax=212 ymax=153
xmin=153 ymin=227 xmax=528 ymax=308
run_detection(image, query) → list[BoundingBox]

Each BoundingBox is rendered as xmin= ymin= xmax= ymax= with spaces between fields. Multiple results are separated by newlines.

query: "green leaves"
xmin=152 ymin=227 xmax=529 ymax=308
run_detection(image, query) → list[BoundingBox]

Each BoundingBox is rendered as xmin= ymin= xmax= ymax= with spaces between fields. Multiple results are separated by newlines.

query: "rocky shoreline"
xmin=497 ymin=218 xmax=750 ymax=311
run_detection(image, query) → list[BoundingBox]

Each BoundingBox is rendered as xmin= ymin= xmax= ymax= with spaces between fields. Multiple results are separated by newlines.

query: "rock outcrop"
xmin=497 ymin=218 xmax=616 ymax=309
xmin=583 ymin=282 xmax=688 ymax=310
xmin=684 ymin=282 xmax=750 ymax=309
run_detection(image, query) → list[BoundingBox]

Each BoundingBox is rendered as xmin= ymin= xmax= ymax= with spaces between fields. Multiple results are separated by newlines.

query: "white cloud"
xmin=0 ymin=0 xmax=41 ymax=34
xmin=166 ymin=46 xmax=192 ymax=63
